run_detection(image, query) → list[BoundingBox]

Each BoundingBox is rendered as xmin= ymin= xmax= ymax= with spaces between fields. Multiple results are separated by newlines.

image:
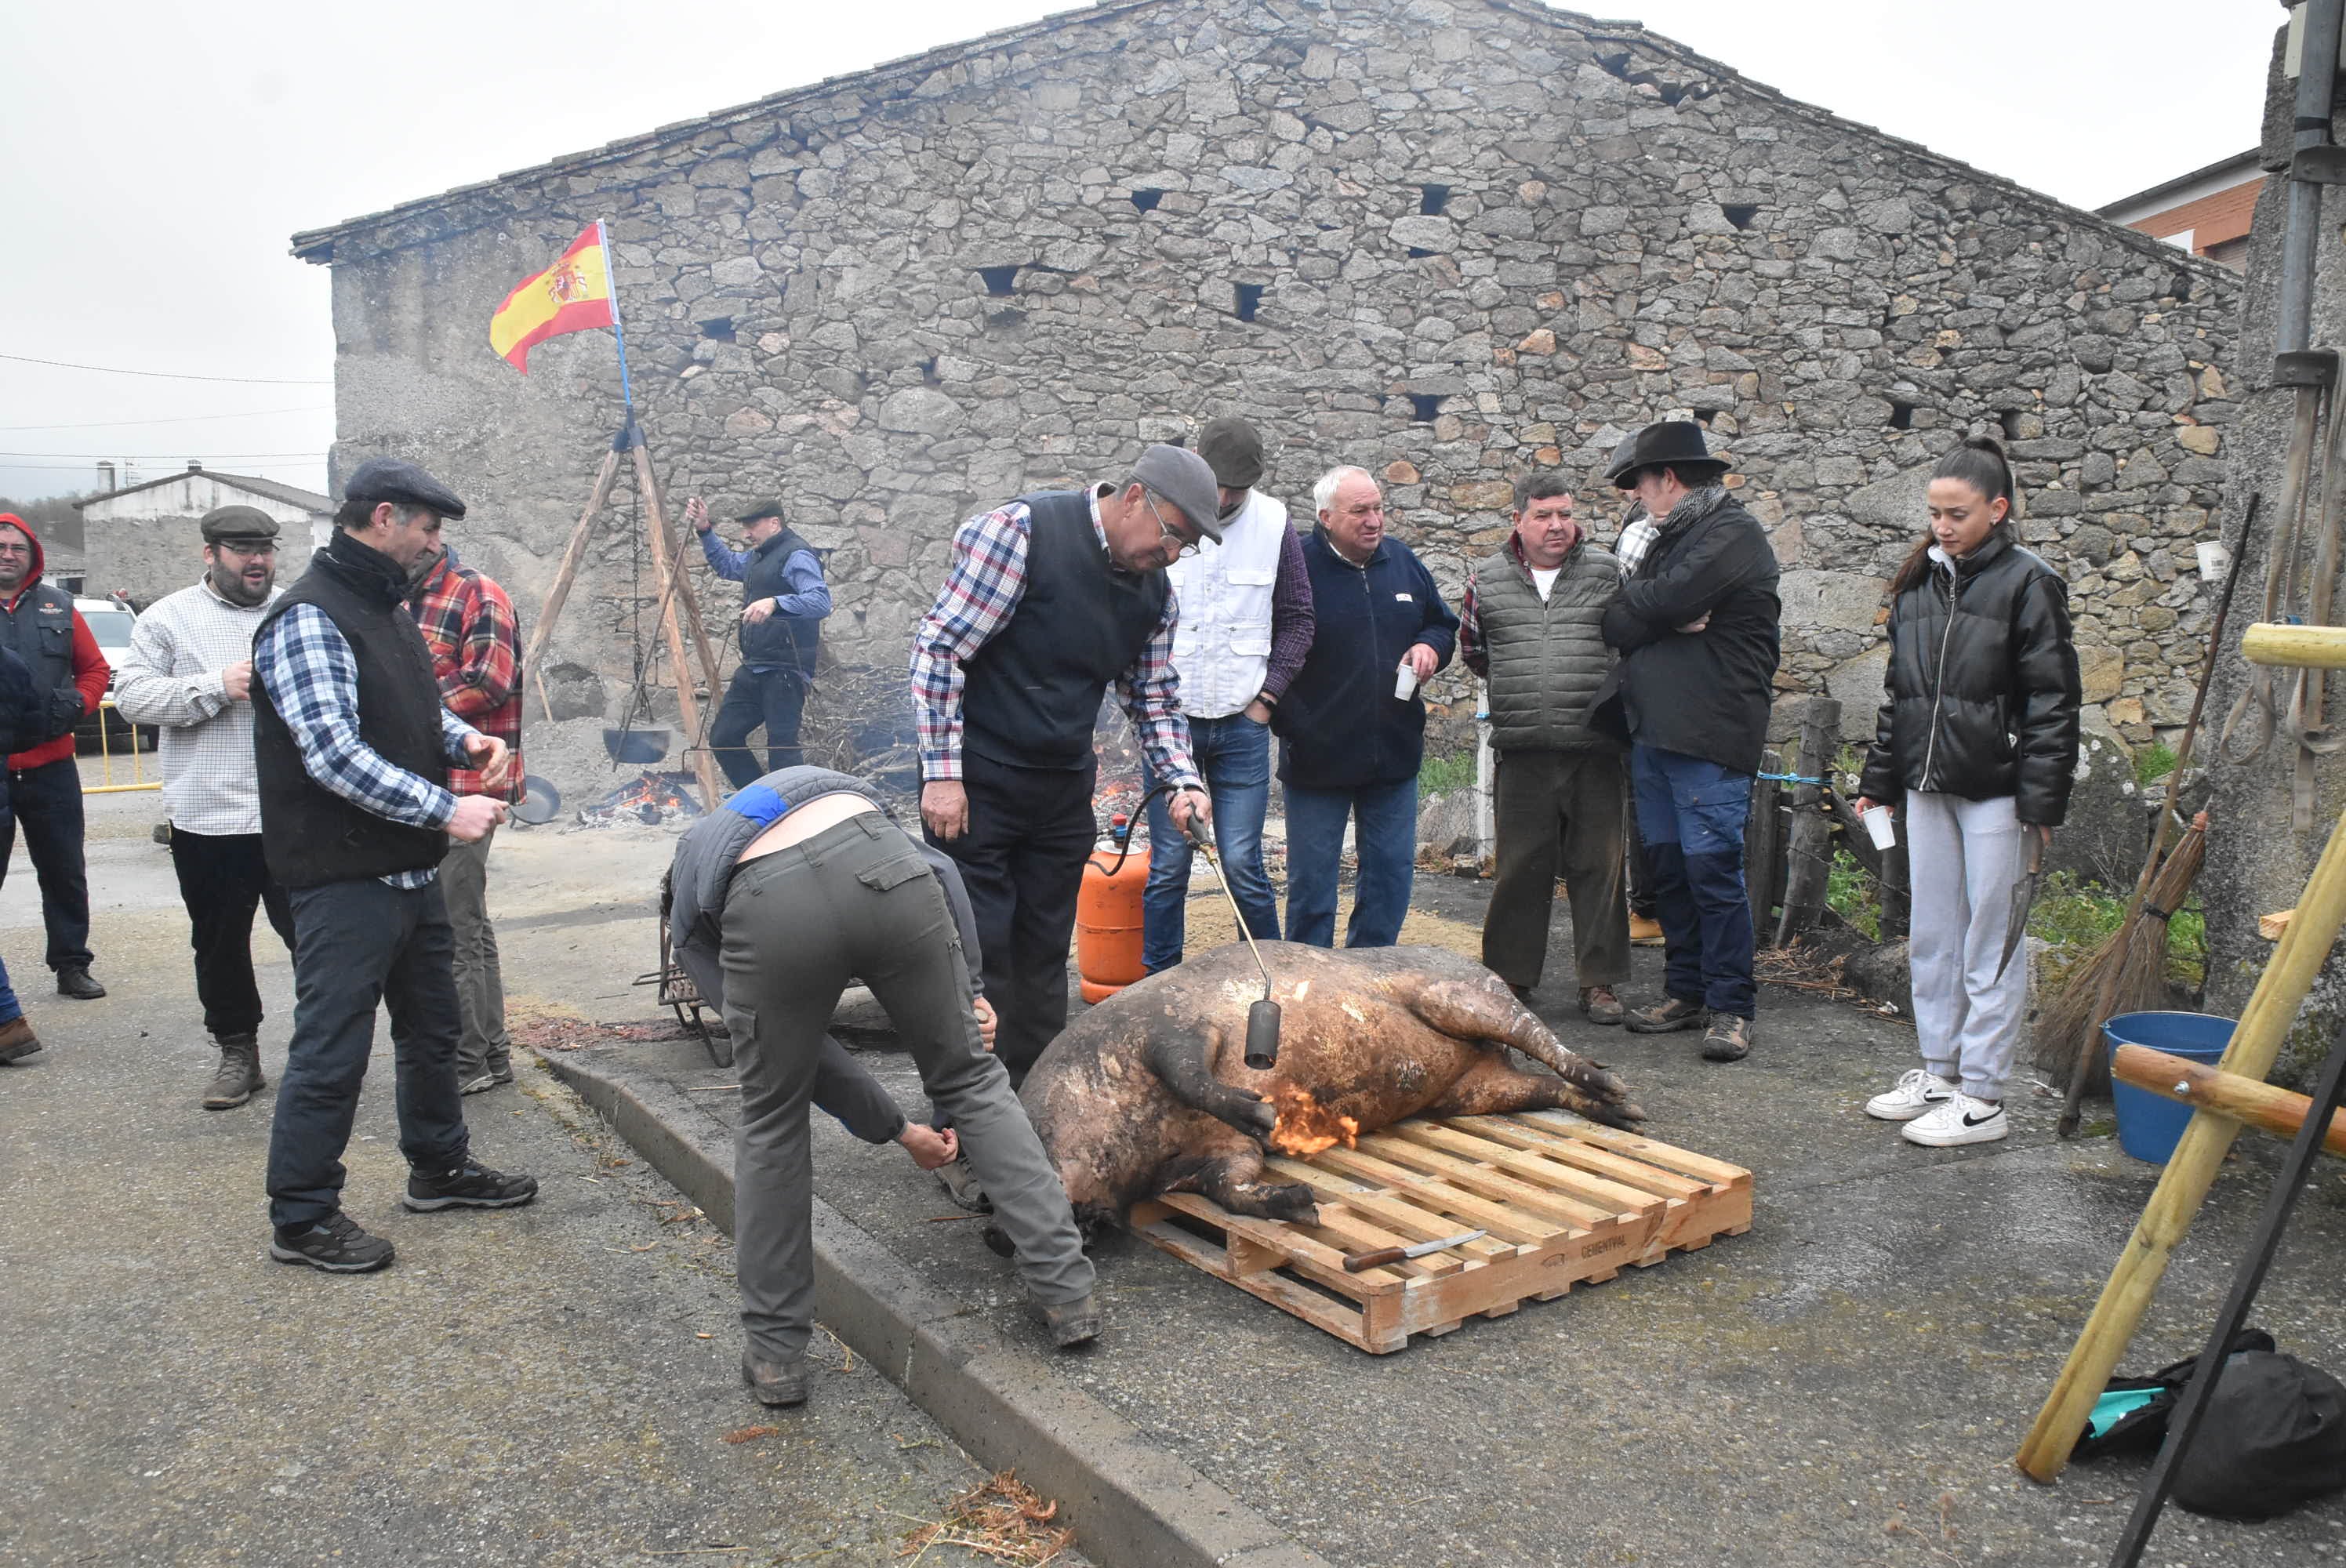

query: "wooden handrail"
xmin=2112 ymin=1043 xmax=2346 ymax=1157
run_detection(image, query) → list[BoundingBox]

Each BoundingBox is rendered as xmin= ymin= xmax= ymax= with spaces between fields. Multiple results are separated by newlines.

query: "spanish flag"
xmin=489 ymin=223 xmax=618 ymax=372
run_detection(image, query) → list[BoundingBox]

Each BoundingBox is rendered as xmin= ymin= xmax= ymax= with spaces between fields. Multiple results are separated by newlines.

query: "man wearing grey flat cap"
xmin=909 ymin=445 xmax=1217 ymax=1186
xmin=250 ymin=456 xmax=536 ymax=1275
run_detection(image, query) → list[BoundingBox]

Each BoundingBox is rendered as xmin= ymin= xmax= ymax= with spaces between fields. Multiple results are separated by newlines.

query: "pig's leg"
xmin=1142 ymin=1026 xmax=1276 ymax=1140
xmin=1409 ymin=979 xmax=1643 ymax=1122
xmin=1421 ymin=1048 xmax=1614 ymax=1120
xmin=1186 ymin=1135 xmax=1318 ymax=1224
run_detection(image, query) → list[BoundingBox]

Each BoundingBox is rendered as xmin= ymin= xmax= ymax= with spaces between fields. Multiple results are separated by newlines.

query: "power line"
xmin=0 ymin=449 xmax=329 ymax=459
xmin=0 ymin=351 xmax=332 ymax=386
xmin=0 ymin=405 xmax=332 ymax=433
xmin=0 ymin=458 xmax=329 ymax=472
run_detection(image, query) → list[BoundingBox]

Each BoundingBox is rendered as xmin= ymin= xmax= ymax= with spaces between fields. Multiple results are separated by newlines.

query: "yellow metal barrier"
xmin=83 ymin=696 xmax=161 ymax=794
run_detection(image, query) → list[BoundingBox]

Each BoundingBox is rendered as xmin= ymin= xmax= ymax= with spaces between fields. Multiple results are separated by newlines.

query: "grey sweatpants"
xmin=721 ymin=813 xmax=1093 ymax=1363
xmin=1905 ymin=790 xmax=2030 ymax=1101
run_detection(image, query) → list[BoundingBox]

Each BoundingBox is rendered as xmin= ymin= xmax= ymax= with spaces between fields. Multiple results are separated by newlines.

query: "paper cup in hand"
xmin=1861 ymin=805 xmax=1896 ymax=851
xmin=1394 ymin=662 xmax=1420 ymax=700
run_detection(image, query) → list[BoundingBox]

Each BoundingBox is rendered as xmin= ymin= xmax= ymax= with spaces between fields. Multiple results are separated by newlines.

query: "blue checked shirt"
xmin=253 ymin=603 xmax=483 ymax=888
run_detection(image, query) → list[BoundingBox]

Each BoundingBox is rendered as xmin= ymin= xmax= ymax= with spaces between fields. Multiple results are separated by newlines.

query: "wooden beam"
xmin=2112 ymin=1044 xmax=2346 ymax=1158
xmin=1772 ymin=695 xmax=1840 ymax=946
xmin=521 ymin=444 xmax=623 ymax=722
xmin=2242 ymin=621 xmax=2346 ymax=669
xmin=628 ymin=441 xmax=724 ymax=809
xmin=1745 ymin=750 xmax=1781 ymax=940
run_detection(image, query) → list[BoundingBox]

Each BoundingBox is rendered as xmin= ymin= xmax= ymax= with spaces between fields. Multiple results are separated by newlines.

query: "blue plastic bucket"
xmin=2102 ymin=1011 xmax=2235 ymax=1164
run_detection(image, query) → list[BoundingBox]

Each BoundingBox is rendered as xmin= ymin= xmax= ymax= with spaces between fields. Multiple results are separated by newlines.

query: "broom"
xmin=2039 ymin=501 xmax=2252 ymax=1135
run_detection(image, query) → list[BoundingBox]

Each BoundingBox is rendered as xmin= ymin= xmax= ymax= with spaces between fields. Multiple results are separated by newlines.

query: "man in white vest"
xmin=1140 ymin=417 xmax=1316 ymax=971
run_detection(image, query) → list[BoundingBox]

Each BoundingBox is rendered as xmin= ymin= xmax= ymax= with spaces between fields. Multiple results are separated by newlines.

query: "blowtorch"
xmin=1182 ymin=812 xmax=1282 ymax=1069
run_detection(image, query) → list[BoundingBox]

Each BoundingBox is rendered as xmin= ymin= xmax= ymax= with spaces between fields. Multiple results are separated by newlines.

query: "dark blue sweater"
xmin=1275 ymin=528 xmax=1458 ymax=790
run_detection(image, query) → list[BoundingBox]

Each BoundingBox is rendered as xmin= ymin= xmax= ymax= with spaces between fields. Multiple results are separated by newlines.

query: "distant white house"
xmin=74 ymin=463 xmax=331 ymax=608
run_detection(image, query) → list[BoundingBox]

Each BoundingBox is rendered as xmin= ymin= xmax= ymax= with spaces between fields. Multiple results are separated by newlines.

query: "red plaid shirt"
xmin=410 ymin=550 xmax=523 ymax=802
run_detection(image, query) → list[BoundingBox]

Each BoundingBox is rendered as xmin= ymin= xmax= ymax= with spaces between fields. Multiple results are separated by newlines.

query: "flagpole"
xmin=596 ymin=218 xmax=638 ymax=441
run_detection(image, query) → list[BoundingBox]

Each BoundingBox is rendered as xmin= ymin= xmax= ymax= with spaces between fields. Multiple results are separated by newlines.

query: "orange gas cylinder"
xmin=1077 ymin=815 xmax=1149 ymax=1004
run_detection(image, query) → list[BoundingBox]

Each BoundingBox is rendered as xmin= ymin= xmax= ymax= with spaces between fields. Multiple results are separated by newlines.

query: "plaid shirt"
xmin=910 ymin=486 xmax=1199 ymax=787
xmin=110 ymin=577 xmax=280 ymax=837
xmin=1614 ymin=513 xmax=1660 ymax=576
xmin=409 ymin=550 xmax=523 ymax=802
xmin=252 ymin=603 xmax=481 ymax=887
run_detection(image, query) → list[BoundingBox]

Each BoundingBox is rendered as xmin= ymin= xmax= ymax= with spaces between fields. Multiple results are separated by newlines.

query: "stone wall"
xmin=79 ymin=514 xmax=319 ymax=611
xmin=296 ymin=0 xmax=2240 ymax=759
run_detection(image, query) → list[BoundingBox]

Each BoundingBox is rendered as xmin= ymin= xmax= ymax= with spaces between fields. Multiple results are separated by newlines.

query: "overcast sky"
xmin=0 ymin=0 xmax=2277 ymax=503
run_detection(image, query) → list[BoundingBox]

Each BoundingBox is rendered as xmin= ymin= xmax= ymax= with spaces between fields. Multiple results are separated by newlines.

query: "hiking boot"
xmin=1624 ymin=994 xmax=1705 ymax=1034
xmin=1578 ymin=985 xmax=1625 ymax=1025
xmin=0 ymin=1015 xmax=40 ymax=1064
xmin=1033 ymin=1294 xmax=1102 ymax=1348
xmin=202 ymin=1034 xmax=266 ymax=1110
xmin=271 ymin=1211 xmax=395 ymax=1273
xmin=934 ymin=1154 xmax=992 ymax=1214
xmin=1865 ymin=1068 xmax=1956 ymax=1123
xmin=740 ymin=1349 xmax=809 ymax=1408
xmin=1902 ymin=1092 xmax=2008 ymax=1148
xmin=458 ymin=1066 xmax=514 ymax=1096
xmin=401 ymin=1160 xmax=539 ymax=1212
xmin=56 ymin=967 xmax=106 ymax=1000
xmin=1701 ymin=1012 xmax=1753 ymax=1062
xmin=1628 ymin=914 xmax=1665 ymax=947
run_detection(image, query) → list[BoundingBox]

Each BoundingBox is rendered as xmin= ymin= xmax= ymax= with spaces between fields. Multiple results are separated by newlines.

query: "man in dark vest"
xmin=909 ymin=444 xmax=1220 ymax=1106
xmin=1459 ymin=473 xmax=1629 ymax=1023
xmin=685 ymin=495 xmax=830 ymax=789
xmin=252 ymin=459 xmax=537 ymax=1274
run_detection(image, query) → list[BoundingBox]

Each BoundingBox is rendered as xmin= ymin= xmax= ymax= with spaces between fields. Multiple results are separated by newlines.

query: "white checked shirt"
xmin=111 ymin=577 xmax=281 ymax=837
xmin=1615 ymin=513 xmax=1660 ymax=577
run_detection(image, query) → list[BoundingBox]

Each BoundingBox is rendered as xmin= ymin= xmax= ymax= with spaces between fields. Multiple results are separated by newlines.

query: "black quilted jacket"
xmin=1856 ymin=528 xmax=2082 ymax=826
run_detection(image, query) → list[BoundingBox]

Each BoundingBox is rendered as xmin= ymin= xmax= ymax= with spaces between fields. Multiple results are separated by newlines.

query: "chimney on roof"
xmin=187 ymin=460 xmax=204 ymax=472
xmin=96 ymin=461 xmax=117 ymax=492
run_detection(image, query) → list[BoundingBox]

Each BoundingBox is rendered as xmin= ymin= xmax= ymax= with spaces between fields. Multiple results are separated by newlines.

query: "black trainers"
xmin=271 ymin=1211 xmax=395 ymax=1273
xmin=56 ymin=967 xmax=106 ymax=1000
xmin=401 ymin=1160 xmax=539 ymax=1212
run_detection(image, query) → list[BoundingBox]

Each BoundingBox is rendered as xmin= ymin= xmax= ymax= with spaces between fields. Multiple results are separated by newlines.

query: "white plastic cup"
xmin=1861 ymin=805 xmax=1897 ymax=851
xmin=2195 ymin=541 xmax=2231 ymax=580
xmin=1394 ymin=662 xmax=1420 ymax=701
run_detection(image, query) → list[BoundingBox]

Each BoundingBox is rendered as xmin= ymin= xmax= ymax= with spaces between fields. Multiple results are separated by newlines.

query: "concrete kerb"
xmin=541 ymin=1045 xmax=1331 ymax=1568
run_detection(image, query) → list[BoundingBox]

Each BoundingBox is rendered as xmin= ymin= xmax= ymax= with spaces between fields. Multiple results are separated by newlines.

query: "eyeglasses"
xmin=216 ymin=542 xmax=277 ymax=558
xmin=1143 ymin=492 xmax=1200 ymax=561
xmin=0 ymin=544 xmax=30 ymax=557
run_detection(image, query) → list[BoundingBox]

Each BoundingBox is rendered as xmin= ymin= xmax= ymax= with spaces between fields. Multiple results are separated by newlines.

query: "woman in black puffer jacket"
xmin=1853 ymin=437 xmax=2080 ymax=1149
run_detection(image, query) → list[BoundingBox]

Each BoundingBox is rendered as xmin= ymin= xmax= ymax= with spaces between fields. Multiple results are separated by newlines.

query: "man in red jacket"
xmin=0 ymin=514 xmax=113 ymax=1000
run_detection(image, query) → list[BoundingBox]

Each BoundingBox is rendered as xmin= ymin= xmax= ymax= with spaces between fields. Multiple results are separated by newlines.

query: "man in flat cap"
xmin=908 ymin=445 xmax=1218 ymax=1197
xmin=1598 ymin=420 xmax=1781 ymax=1064
xmin=1138 ymin=416 xmax=1314 ymax=974
xmin=114 ymin=506 xmax=295 ymax=1109
xmin=250 ymin=457 xmax=536 ymax=1274
xmin=0 ymin=510 xmax=112 ymax=1003
xmin=683 ymin=495 xmax=830 ymax=789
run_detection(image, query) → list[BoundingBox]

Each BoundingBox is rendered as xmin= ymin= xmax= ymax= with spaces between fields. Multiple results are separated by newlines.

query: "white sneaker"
xmin=1901 ymin=1092 xmax=2009 ymax=1147
xmin=1865 ymin=1069 xmax=1956 ymax=1122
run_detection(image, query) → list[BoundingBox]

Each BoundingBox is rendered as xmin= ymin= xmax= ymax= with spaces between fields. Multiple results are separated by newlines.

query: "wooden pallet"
xmin=1128 ymin=1109 xmax=1752 ymax=1353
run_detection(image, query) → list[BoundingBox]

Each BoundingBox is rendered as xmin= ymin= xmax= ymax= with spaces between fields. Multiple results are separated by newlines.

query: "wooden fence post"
xmin=1772 ymin=695 xmax=1841 ymax=946
xmin=1881 ymin=806 xmax=1912 ymax=940
xmin=1745 ymin=748 xmax=1783 ymax=942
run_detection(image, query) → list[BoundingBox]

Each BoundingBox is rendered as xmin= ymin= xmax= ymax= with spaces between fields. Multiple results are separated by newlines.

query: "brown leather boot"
xmin=1578 ymin=985 xmax=1625 ymax=1025
xmin=202 ymin=1035 xmax=265 ymax=1109
xmin=0 ymin=1015 xmax=40 ymax=1064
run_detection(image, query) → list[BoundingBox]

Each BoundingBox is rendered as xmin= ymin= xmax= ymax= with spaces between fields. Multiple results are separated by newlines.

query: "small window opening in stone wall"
xmin=1889 ymin=401 xmax=1915 ymax=430
xmin=1131 ymin=188 xmax=1164 ymax=212
xmin=1407 ymin=246 xmax=1436 ymax=259
xmin=986 ymin=308 xmax=1026 ymax=332
xmin=1419 ymin=183 xmax=1451 ymax=216
xmin=698 ymin=317 xmax=735 ymax=343
xmin=921 ymin=358 xmax=942 ymax=387
xmin=1407 ymin=393 xmax=1444 ymax=422
xmin=1594 ymin=50 xmax=1707 ymax=106
xmin=1233 ymin=283 xmax=1265 ymax=321
xmin=1721 ymin=204 xmax=1759 ymax=231
xmin=979 ymin=265 xmax=1020 ymax=296
xmin=1999 ymin=408 xmax=2027 ymax=441
xmin=1690 ymin=407 xmax=1722 ymax=428
xmin=2168 ymin=268 xmax=2195 ymax=301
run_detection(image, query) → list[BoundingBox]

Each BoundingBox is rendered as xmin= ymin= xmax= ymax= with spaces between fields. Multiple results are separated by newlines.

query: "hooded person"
xmin=0 ymin=513 xmax=114 ymax=1002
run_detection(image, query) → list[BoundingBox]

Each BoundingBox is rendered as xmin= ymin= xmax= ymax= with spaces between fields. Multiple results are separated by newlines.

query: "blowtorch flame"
xmin=1267 ymin=1083 xmax=1359 ymax=1157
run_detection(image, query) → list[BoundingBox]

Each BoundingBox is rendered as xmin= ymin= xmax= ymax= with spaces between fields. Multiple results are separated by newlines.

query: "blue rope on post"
xmin=1756 ymin=771 xmax=1829 ymax=786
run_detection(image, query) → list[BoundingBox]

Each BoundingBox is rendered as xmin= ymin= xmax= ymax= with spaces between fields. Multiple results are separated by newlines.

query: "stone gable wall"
xmin=306 ymin=0 xmax=2241 ymax=756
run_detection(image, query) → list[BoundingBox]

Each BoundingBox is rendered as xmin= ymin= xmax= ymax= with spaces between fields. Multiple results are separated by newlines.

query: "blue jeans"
xmin=1629 ymin=744 xmax=1756 ymax=1018
xmin=1284 ymin=776 xmax=1418 ymax=949
xmin=1141 ymin=713 xmax=1280 ymax=971
xmin=0 ymin=952 xmax=19 ymax=1025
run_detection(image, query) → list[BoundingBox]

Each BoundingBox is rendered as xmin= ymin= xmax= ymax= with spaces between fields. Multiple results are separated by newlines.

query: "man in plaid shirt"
xmin=112 ymin=505 xmax=294 ymax=1111
xmin=409 ymin=543 xmax=524 ymax=1097
xmin=908 ymin=445 xmax=1220 ymax=1136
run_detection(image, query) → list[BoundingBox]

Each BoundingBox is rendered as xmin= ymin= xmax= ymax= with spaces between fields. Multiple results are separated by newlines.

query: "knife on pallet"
xmin=1342 ymin=1229 xmax=1488 ymax=1272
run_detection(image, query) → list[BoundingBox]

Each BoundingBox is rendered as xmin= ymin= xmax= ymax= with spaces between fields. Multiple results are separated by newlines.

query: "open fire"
xmin=1266 ymin=1083 xmax=1359 ymax=1157
xmin=579 ymin=770 xmax=706 ymax=828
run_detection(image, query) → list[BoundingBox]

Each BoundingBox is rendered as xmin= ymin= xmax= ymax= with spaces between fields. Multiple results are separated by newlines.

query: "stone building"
xmin=291 ymin=0 xmax=2241 ymax=768
xmin=73 ymin=465 xmax=327 ymax=608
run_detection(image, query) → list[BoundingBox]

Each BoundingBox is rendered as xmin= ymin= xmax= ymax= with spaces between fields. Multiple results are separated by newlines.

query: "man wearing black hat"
xmin=1598 ymin=420 xmax=1781 ymax=1062
xmin=113 ymin=506 xmax=294 ymax=1109
xmin=1139 ymin=416 xmax=1315 ymax=972
xmin=684 ymin=495 xmax=830 ymax=789
xmin=909 ymin=445 xmax=1218 ymax=1129
xmin=250 ymin=458 xmax=536 ymax=1274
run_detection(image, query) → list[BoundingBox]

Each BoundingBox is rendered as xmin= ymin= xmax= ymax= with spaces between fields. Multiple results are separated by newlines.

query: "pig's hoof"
xmin=1266 ymin=1183 xmax=1316 ymax=1223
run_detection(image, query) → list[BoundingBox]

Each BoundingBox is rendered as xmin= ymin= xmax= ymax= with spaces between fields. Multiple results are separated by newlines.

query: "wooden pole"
xmin=1773 ymin=696 xmax=1839 ymax=946
xmin=2112 ymin=1044 xmax=2346 ymax=1158
xmin=1745 ymin=749 xmax=1781 ymax=941
xmin=521 ymin=443 xmax=625 ymax=722
xmin=2014 ymin=797 xmax=2346 ymax=1481
xmin=627 ymin=441 xmax=724 ymax=808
